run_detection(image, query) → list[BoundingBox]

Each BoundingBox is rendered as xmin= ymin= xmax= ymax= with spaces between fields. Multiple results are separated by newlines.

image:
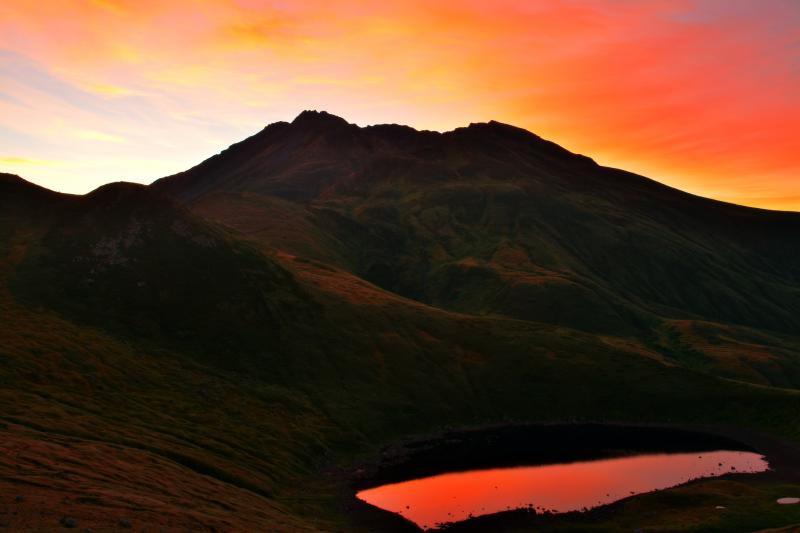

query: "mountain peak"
xmin=0 ymin=172 xmax=56 ymax=195
xmin=291 ymin=110 xmax=350 ymax=129
xmin=0 ymin=172 xmax=26 ymax=184
xmin=462 ymin=119 xmax=543 ymax=139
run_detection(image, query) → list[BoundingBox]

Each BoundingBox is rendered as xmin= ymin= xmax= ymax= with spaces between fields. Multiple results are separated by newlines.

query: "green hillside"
xmin=1 ymin=110 xmax=799 ymax=532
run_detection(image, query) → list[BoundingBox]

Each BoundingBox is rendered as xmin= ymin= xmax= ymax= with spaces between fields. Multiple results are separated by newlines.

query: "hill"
xmin=153 ymin=111 xmax=800 ymax=387
xmin=1 ymin=109 xmax=800 ymax=532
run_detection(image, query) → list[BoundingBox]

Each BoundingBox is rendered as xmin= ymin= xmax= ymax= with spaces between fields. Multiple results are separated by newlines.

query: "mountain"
xmin=153 ymin=111 xmax=800 ymax=385
xmin=1 ymin=114 xmax=800 ymax=532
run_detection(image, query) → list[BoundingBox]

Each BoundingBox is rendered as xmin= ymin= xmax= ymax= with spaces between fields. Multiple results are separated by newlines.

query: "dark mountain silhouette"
xmin=1 ymin=113 xmax=800 ymax=532
xmin=153 ymin=111 xmax=800 ymax=343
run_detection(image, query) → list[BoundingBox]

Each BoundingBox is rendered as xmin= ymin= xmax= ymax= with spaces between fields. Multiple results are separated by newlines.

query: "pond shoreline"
xmin=342 ymin=422 xmax=800 ymax=532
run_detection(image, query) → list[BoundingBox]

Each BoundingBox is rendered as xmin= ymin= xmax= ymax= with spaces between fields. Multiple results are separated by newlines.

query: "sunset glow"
xmin=1 ymin=1 xmax=798 ymax=209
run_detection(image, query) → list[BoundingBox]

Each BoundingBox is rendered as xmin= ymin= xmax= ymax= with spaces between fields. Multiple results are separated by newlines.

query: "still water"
xmin=357 ymin=450 xmax=768 ymax=530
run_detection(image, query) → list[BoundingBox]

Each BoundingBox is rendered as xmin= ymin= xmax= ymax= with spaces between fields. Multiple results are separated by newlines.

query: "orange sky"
xmin=1 ymin=0 xmax=798 ymax=210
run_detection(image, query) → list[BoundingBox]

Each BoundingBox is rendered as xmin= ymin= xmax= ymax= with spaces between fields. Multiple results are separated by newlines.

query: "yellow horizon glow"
xmin=0 ymin=0 xmax=797 ymax=211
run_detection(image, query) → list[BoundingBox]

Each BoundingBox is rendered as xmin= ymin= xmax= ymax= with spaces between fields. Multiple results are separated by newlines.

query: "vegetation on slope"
xmin=2 ymin=107 xmax=800 ymax=533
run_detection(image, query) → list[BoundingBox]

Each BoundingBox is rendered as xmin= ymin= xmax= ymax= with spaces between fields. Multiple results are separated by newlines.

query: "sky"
xmin=1 ymin=0 xmax=798 ymax=210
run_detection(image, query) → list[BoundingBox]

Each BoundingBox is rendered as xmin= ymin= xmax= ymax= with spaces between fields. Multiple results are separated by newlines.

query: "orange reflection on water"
xmin=357 ymin=450 xmax=768 ymax=529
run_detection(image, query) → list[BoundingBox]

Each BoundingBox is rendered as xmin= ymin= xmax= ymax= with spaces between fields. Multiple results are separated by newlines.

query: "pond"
xmin=354 ymin=425 xmax=769 ymax=530
xmin=357 ymin=450 xmax=767 ymax=529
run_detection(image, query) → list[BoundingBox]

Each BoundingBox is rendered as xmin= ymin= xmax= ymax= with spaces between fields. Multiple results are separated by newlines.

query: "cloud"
xmin=0 ymin=156 xmax=56 ymax=166
xmin=0 ymin=89 xmax=22 ymax=103
xmin=0 ymin=50 xmax=110 ymax=114
xmin=86 ymin=83 xmax=139 ymax=96
xmin=75 ymin=129 xmax=127 ymax=143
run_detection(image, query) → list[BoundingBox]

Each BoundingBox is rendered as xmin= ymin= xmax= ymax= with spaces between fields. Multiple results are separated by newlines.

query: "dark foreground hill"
xmin=1 ymin=112 xmax=800 ymax=532
xmin=6 ymin=177 xmax=314 ymax=371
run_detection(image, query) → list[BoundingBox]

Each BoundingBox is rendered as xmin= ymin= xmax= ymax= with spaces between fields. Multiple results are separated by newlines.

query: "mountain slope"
xmin=2 ymin=112 xmax=800 ymax=532
xmin=4 ymin=176 xmax=314 ymax=372
xmin=2 ymin=182 xmax=800 ymax=531
xmin=152 ymin=111 xmax=800 ymax=359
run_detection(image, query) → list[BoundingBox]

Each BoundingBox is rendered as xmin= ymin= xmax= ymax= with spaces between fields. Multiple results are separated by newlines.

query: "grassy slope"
xmin=0 ymin=181 xmax=799 ymax=531
xmin=190 ymin=188 xmax=800 ymax=391
xmin=4 ymin=240 xmax=800 ymax=532
xmin=2 ymin=164 xmax=800 ymax=532
xmin=0 ymin=179 xmax=331 ymax=530
xmin=165 ymin=114 xmax=800 ymax=390
xmin=153 ymin=114 xmax=800 ymax=341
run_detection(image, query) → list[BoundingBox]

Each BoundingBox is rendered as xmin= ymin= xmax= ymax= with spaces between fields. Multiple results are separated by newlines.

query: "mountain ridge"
xmin=149 ymin=111 xmax=800 ymax=343
xmin=151 ymin=111 xmax=799 ymax=215
xmin=151 ymin=111 xmax=604 ymax=202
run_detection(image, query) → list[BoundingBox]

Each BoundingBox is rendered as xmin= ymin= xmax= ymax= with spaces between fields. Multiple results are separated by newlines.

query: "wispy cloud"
xmin=0 ymin=156 xmax=57 ymax=166
xmin=75 ymin=129 xmax=127 ymax=143
xmin=85 ymin=83 xmax=140 ymax=97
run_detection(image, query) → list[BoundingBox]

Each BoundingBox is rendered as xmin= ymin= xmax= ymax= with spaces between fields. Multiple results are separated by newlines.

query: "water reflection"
xmin=357 ymin=450 xmax=768 ymax=530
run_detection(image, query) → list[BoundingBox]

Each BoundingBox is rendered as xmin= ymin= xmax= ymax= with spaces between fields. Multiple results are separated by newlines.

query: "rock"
xmin=60 ymin=516 xmax=78 ymax=528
